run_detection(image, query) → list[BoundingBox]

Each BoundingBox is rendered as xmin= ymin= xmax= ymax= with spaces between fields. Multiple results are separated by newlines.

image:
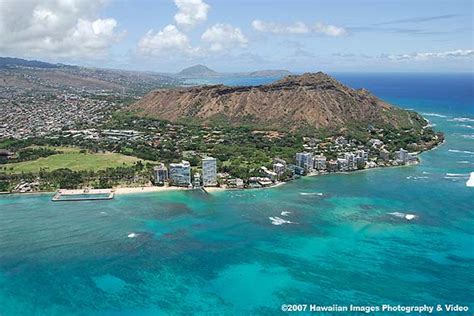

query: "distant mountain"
xmin=0 ymin=56 xmax=178 ymax=93
xmin=131 ymin=72 xmax=426 ymax=131
xmin=0 ymin=57 xmax=60 ymax=69
xmin=247 ymin=70 xmax=292 ymax=77
xmin=175 ymin=64 xmax=292 ymax=79
xmin=177 ymin=65 xmax=219 ymax=78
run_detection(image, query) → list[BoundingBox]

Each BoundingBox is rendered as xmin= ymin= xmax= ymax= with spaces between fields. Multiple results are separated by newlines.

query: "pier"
xmin=52 ymin=188 xmax=115 ymax=202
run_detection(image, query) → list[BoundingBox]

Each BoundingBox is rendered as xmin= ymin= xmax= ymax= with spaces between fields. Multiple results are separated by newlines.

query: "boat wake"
xmin=280 ymin=211 xmax=292 ymax=217
xmin=299 ymin=192 xmax=323 ymax=196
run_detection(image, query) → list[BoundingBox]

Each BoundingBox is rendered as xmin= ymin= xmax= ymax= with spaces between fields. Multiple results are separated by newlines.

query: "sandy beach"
xmin=113 ymin=186 xmax=189 ymax=194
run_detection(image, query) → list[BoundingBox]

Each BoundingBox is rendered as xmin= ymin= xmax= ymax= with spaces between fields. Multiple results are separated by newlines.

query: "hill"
xmin=247 ymin=70 xmax=292 ymax=77
xmin=0 ymin=57 xmax=61 ymax=69
xmin=130 ymin=72 xmax=426 ymax=131
xmin=0 ymin=56 xmax=178 ymax=94
xmin=177 ymin=65 xmax=219 ymax=78
xmin=175 ymin=65 xmax=292 ymax=79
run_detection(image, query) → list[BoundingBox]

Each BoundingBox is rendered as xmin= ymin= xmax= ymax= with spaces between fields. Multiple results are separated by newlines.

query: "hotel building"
xmin=169 ymin=160 xmax=191 ymax=186
xmin=295 ymin=152 xmax=314 ymax=171
xmin=202 ymin=157 xmax=217 ymax=186
xmin=153 ymin=163 xmax=168 ymax=185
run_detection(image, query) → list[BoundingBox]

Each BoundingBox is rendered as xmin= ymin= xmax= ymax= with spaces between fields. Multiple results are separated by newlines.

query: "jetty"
xmin=52 ymin=188 xmax=114 ymax=202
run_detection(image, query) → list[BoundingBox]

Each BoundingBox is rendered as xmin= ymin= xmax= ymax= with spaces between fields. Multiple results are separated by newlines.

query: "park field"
xmin=2 ymin=147 xmax=145 ymax=173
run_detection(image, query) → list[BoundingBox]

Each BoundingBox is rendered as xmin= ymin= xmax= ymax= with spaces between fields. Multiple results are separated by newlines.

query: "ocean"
xmin=0 ymin=73 xmax=473 ymax=315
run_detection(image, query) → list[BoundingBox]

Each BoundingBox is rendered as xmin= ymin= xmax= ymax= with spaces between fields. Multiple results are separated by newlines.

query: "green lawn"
xmin=2 ymin=149 xmax=144 ymax=173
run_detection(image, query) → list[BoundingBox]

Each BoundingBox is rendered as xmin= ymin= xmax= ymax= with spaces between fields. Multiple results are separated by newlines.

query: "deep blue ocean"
xmin=0 ymin=73 xmax=473 ymax=315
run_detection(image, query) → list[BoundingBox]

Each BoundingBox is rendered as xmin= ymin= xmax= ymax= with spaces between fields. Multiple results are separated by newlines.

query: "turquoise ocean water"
xmin=0 ymin=74 xmax=473 ymax=315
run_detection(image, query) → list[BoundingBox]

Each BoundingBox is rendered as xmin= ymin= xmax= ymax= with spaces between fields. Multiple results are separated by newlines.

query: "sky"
xmin=0 ymin=0 xmax=472 ymax=73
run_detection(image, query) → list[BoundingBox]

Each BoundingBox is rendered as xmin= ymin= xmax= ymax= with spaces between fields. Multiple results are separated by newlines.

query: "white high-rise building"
xmin=202 ymin=157 xmax=217 ymax=186
xmin=153 ymin=163 xmax=168 ymax=184
xmin=169 ymin=160 xmax=191 ymax=186
xmin=273 ymin=162 xmax=286 ymax=176
xmin=295 ymin=152 xmax=314 ymax=171
xmin=395 ymin=148 xmax=409 ymax=164
xmin=313 ymin=155 xmax=327 ymax=170
xmin=344 ymin=152 xmax=356 ymax=170
xmin=337 ymin=158 xmax=349 ymax=171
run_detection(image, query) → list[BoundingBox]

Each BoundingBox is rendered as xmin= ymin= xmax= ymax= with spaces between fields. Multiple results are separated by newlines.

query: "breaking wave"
xmin=450 ymin=117 xmax=474 ymax=123
xmin=269 ymin=216 xmax=292 ymax=225
xmin=422 ymin=112 xmax=448 ymax=118
xmin=467 ymin=172 xmax=474 ymax=187
xmin=457 ymin=124 xmax=474 ymax=130
xmin=448 ymin=149 xmax=474 ymax=155
xmin=445 ymin=173 xmax=469 ymax=177
xmin=299 ymin=192 xmax=323 ymax=196
xmin=389 ymin=212 xmax=417 ymax=221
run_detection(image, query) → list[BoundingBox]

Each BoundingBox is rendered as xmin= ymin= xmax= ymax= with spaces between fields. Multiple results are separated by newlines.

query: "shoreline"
xmin=0 ymin=138 xmax=445 ymax=198
xmin=0 ymin=161 xmax=432 ymax=197
xmin=114 ymin=186 xmax=189 ymax=194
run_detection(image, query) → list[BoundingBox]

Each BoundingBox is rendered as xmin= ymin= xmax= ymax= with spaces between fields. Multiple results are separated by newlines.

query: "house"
xmin=260 ymin=166 xmax=278 ymax=181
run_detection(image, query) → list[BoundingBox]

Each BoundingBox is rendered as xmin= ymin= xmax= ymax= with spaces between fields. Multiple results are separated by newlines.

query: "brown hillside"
xmin=131 ymin=72 xmax=423 ymax=130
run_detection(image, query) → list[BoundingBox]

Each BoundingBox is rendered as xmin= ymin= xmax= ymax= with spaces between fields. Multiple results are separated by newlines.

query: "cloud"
xmin=383 ymin=49 xmax=474 ymax=61
xmin=0 ymin=0 xmax=121 ymax=58
xmin=314 ymin=22 xmax=347 ymax=37
xmin=252 ymin=20 xmax=310 ymax=34
xmin=137 ymin=0 xmax=246 ymax=60
xmin=201 ymin=23 xmax=248 ymax=52
xmin=347 ymin=26 xmax=452 ymax=36
xmin=374 ymin=14 xmax=460 ymax=25
xmin=138 ymin=23 xmax=247 ymax=57
xmin=333 ymin=49 xmax=474 ymax=62
xmin=174 ymin=0 xmax=210 ymax=29
xmin=252 ymin=20 xmax=347 ymax=37
xmin=138 ymin=24 xmax=195 ymax=56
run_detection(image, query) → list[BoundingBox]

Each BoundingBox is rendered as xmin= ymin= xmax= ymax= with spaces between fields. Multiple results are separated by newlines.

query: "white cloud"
xmin=383 ymin=49 xmax=474 ymax=61
xmin=0 ymin=0 xmax=121 ymax=58
xmin=138 ymin=24 xmax=196 ymax=56
xmin=313 ymin=22 xmax=347 ymax=37
xmin=174 ymin=0 xmax=210 ymax=29
xmin=251 ymin=20 xmax=347 ymax=37
xmin=252 ymin=20 xmax=310 ymax=34
xmin=137 ymin=0 xmax=246 ymax=59
xmin=201 ymin=23 xmax=248 ymax=52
